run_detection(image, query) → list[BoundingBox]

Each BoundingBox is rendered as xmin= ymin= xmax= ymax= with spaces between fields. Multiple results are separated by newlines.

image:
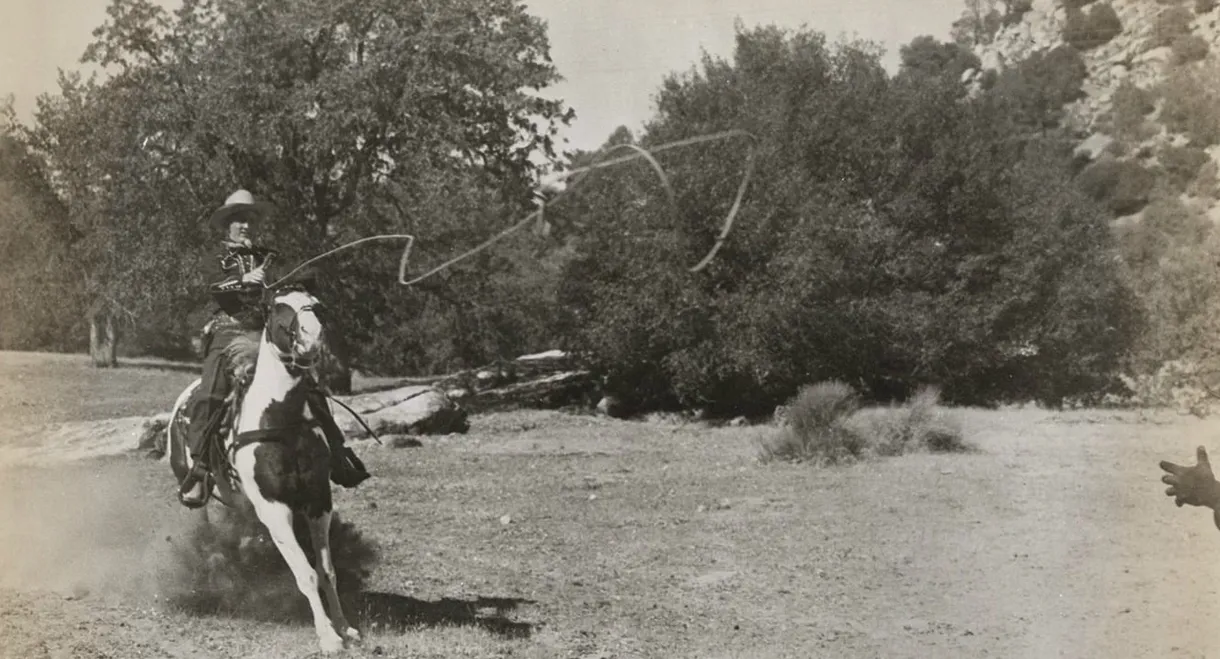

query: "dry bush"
xmin=761 ymin=383 xmax=968 ymax=465
xmin=759 ymin=381 xmax=866 ymax=465
xmin=850 ymin=386 xmax=969 ymax=456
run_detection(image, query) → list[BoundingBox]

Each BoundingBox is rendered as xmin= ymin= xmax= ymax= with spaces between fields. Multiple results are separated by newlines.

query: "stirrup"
xmin=178 ymin=462 xmax=212 ymax=508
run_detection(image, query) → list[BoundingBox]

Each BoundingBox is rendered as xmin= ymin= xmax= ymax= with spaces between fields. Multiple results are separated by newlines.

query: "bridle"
xmin=268 ymin=299 xmax=325 ymax=374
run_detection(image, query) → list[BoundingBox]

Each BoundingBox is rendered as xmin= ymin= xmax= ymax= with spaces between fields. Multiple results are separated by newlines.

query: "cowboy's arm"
xmin=205 ymin=251 xmax=263 ymax=295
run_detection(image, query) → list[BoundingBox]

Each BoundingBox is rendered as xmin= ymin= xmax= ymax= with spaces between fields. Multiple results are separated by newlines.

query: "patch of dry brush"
xmin=760 ymin=382 xmax=968 ymax=465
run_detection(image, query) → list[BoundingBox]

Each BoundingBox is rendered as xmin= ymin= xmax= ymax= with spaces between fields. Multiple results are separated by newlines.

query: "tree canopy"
xmin=555 ymin=26 xmax=1139 ymax=413
xmin=12 ymin=0 xmax=572 ymax=369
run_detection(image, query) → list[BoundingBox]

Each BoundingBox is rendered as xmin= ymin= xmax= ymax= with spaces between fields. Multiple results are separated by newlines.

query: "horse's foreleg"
xmin=249 ymin=498 xmax=344 ymax=653
xmin=307 ymin=511 xmax=360 ymax=644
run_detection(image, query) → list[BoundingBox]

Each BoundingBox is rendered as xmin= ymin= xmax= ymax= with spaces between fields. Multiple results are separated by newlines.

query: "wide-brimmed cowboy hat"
xmin=208 ymin=189 xmax=275 ymax=232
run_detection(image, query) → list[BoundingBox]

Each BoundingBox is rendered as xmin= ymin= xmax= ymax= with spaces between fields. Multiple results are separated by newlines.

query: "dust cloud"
xmin=0 ymin=458 xmax=378 ymax=621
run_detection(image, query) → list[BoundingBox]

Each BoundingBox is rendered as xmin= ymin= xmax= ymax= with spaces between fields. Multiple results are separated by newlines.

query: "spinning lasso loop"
xmin=269 ymin=129 xmax=756 ymax=289
xmin=267 ymin=234 xmax=416 ymax=289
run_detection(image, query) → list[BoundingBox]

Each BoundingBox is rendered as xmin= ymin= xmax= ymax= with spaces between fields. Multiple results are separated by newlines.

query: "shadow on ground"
xmin=348 ymin=591 xmax=537 ymax=639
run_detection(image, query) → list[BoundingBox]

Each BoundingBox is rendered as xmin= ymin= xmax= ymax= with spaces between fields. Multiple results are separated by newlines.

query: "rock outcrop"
xmin=969 ymin=0 xmax=1220 ymax=221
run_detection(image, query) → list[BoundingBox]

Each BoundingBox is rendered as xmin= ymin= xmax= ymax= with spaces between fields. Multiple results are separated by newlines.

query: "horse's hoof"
xmin=318 ymin=633 xmax=345 ymax=654
xmin=342 ymin=627 xmax=361 ymax=643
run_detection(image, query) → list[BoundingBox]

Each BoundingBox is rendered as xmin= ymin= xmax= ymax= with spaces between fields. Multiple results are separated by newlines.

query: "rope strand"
xmin=269 ymin=129 xmax=757 ymax=288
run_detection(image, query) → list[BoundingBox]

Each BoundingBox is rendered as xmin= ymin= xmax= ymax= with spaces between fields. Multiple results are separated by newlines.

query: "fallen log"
xmin=462 ymin=370 xmax=597 ymax=413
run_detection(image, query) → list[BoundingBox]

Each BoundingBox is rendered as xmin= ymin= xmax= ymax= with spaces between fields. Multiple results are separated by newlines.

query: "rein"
xmin=233 ymin=421 xmax=321 ymax=450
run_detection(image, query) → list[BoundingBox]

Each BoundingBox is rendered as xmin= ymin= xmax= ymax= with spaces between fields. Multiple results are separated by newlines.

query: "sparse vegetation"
xmin=1199 ymin=0 xmax=1218 ymax=13
xmin=760 ymin=381 xmax=866 ymax=465
xmin=852 ymin=386 xmax=969 ymax=456
xmin=760 ymin=382 xmax=967 ymax=465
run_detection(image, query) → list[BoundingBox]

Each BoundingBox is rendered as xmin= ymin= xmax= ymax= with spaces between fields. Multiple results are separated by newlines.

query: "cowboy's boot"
xmin=307 ymin=391 xmax=370 ymax=488
xmin=179 ymin=460 xmax=211 ymax=508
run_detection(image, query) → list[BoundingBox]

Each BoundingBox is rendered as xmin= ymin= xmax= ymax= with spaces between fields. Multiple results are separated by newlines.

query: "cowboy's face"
xmin=227 ymin=217 xmax=252 ymax=245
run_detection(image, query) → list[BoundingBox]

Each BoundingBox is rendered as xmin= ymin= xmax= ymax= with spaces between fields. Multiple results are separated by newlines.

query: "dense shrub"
xmin=1111 ymin=80 xmax=1159 ymax=142
xmin=988 ymin=45 xmax=1088 ymax=128
xmin=1171 ymin=34 xmax=1210 ymax=64
xmin=1151 ymin=7 xmax=1194 ymax=49
xmin=1160 ymin=65 xmax=1220 ymax=146
xmin=1075 ymin=158 xmax=1158 ymax=215
xmin=1063 ymin=4 xmax=1122 ymax=50
xmin=1160 ymin=145 xmax=1211 ymax=191
xmin=561 ymin=28 xmax=1139 ymax=414
xmin=1003 ymin=0 xmax=1034 ymax=26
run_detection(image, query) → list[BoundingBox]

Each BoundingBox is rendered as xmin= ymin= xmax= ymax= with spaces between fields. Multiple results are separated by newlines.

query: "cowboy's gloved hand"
xmin=1160 ymin=447 xmax=1220 ymax=529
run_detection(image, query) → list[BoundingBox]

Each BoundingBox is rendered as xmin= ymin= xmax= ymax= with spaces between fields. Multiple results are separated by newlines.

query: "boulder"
xmin=1075 ymin=133 xmax=1115 ymax=161
xmin=137 ymin=412 xmax=172 ymax=456
xmin=596 ymin=394 xmax=624 ymax=418
xmin=332 ymin=386 xmax=469 ymax=438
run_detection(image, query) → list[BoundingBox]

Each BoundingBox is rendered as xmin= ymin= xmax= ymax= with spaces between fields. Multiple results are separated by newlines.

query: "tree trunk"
xmin=89 ymin=310 xmax=118 ymax=368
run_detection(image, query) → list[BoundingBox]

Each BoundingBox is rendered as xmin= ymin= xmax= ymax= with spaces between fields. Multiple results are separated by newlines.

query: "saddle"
xmin=197 ymin=362 xmax=369 ymax=491
xmin=190 ymin=360 xmax=256 ymax=501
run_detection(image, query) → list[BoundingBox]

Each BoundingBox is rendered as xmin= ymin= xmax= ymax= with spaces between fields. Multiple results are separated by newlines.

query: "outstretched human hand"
xmin=1160 ymin=446 xmax=1220 ymax=528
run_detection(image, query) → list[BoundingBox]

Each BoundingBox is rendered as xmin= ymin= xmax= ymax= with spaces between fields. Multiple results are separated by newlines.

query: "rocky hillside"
xmin=967 ymin=0 xmax=1220 ymax=223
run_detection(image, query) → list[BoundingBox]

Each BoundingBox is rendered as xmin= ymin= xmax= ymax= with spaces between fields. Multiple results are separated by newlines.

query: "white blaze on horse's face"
xmin=269 ymin=290 xmax=325 ymax=371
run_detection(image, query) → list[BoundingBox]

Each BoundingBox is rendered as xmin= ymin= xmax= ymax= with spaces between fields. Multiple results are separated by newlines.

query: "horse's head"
xmin=265 ymin=285 xmax=328 ymax=373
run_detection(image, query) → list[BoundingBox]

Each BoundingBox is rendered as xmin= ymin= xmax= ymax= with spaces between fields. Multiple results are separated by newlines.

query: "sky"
xmin=1 ymin=0 xmax=964 ymax=152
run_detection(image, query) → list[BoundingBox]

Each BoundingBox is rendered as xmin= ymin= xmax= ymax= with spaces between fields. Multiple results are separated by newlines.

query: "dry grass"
xmin=0 ymin=351 xmax=199 ymax=430
xmin=849 ymin=385 xmax=970 ymax=457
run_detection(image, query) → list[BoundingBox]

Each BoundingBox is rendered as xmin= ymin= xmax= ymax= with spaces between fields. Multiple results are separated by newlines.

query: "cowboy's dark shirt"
xmin=206 ymin=241 xmax=275 ymax=329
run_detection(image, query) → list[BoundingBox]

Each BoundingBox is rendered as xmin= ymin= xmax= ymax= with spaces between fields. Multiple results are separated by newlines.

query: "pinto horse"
xmin=166 ymin=286 xmax=360 ymax=654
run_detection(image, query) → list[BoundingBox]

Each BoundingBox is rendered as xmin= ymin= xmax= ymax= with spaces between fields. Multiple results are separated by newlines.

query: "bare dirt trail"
xmin=2 ymin=408 xmax=1220 ymax=658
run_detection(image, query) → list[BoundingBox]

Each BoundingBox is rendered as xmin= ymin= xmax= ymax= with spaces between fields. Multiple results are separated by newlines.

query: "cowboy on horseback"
xmin=178 ymin=189 xmax=370 ymax=508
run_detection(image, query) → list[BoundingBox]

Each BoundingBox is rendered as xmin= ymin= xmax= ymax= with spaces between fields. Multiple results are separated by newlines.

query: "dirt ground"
xmin=2 ymin=354 xmax=1220 ymax=658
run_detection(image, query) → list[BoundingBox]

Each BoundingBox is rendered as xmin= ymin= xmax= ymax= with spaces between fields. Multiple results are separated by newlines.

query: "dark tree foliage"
xmin=18 ymin=0 xmax=572 ymax=371
xmin=556 ymin=27 xmax=1140 ymax=414
xmin=0 ymin=131 xmax=85 ymax=351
